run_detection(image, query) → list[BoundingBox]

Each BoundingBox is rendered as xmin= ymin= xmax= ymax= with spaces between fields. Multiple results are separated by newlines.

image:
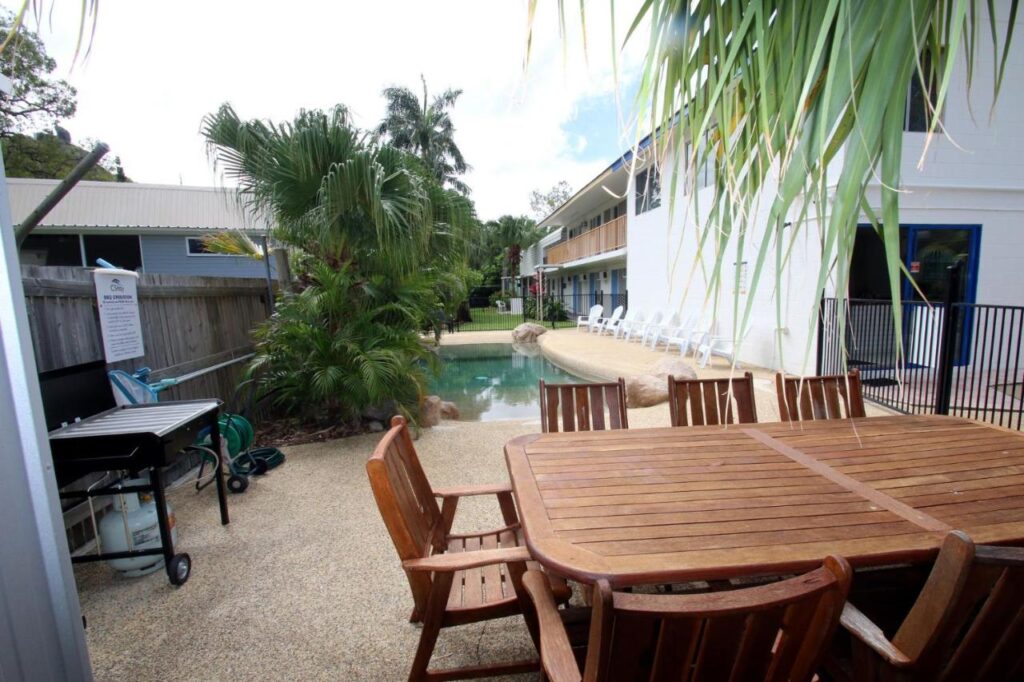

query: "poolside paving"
xmin=76 ymin=328 xmax=892 ymax=680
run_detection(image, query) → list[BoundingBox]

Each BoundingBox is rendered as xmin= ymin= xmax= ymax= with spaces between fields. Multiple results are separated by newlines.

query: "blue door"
xmin=611 ymin=270 xmax=619 ymax=298
xmin=572 ymin=275 xmax=580 ymax=314
xmin=852 ymin=224 xmax=980 ymax=366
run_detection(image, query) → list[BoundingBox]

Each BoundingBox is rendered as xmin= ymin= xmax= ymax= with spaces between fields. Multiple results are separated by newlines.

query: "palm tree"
xmin=201 ymin=103 xmax=476 ymax=420
xmin=378 ymin=75 xmax=471 ymax=194
xmin=485 ymin=214 xmax=545 ymax=280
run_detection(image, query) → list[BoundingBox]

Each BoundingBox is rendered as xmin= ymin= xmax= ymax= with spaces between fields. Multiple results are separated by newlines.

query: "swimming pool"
xmin=428 ymin=344 xmax=587 ymax=421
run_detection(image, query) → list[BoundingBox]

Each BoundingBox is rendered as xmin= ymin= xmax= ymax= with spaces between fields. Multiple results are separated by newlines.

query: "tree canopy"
xmin=203 ymin=103 xmax=478 ymax=421
xmin=0 ymin=10 xmax=75 ymax=136
xmin=529 ymin=180 xmax=572 ymax=219
xmin=377 ymin=75 xmax=470 ymax=194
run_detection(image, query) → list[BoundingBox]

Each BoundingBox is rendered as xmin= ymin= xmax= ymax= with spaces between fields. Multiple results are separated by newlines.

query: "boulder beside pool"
xmin=512 ymin=322 xmax=547 ymax=343
xmin=625 ymin=358 xmax=698 ymax=408
xmin=440 ymin=400 xmax=460 ymax=420
xmin=420 ymin=395 xmax=442 ymax=427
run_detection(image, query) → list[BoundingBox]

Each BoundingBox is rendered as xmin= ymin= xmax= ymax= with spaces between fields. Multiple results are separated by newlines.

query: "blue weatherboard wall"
xmin=141 ymin=235 xmax=276 ymax=278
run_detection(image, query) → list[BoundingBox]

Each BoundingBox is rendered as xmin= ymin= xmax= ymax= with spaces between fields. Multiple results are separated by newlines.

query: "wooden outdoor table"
xmin=504 ymin=415 xmax=1024 ymax=587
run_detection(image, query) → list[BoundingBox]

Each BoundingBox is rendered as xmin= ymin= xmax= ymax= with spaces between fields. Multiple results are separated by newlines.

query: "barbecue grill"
xmin=41 ymin=361 xmax=230 ymax=586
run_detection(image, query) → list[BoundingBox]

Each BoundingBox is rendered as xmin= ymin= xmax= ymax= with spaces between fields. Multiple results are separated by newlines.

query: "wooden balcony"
xmin=546 ymin=215 xmax=626 ymax=266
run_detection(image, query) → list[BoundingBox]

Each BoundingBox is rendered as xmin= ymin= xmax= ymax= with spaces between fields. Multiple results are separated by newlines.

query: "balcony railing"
xmin=546 ymin=215 xmax=626 ymax=266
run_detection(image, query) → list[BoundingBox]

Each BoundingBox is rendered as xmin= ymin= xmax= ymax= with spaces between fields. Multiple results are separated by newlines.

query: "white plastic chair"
xmin=644 ymin=311 xmax=680 ymax=348
xmin=665 ymin=316 xmax=713 ymax=356
xmin=627 ymin=310 xmax=663 ymax=342
xmin=576 ymin=304 xmax=603 ymax=332
xmin=615 ymin=310 xmax=643 ymax=339
xmin=603 ymin=308 xmax=634 ymax=336
xmin=653 ymin=313 xmax=696 ymax=351
xmin=591 ymin=305 xmax=624 ymax=334
xmin=697 ymin=322 xmax=751 ymax=368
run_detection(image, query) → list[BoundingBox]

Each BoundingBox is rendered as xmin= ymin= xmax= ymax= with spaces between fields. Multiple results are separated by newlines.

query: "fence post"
xmin=816 ymin=297 xmax=825 ymax=376
xmin=934 ymin=259 xmax=964 ymax=415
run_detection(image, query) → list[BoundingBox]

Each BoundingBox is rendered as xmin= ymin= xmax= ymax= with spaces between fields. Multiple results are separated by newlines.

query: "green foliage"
xmin=1 ymin=132 xmax=122 ymax=180
xmin=377 ymin=75 xmax=470 ymax=194
xmin=529 ymin=180 xmax=573 ymax=219
xmin=203 ymin=103 xmax=477 ymax=422
xmin=0 ymin=10 xmax=76 ymax=135
xmin=535 ymin=1 xmax=1017 ymax=369
xmin=249 ymin=262 xmax=435 ymax=421
xmin=483 ymin=214 xmax=544 ymax=276
xmin=524 ymin=296 xmax=568 ymax=322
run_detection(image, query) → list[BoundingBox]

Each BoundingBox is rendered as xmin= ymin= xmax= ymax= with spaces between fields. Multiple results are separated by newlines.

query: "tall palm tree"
xmin=201 ymin=103 xmax=476 ymax=420
xmin=486 ymin=214 xmax=545 ymax=278
xmin=378 ymin=75 xmax=471 ymax=194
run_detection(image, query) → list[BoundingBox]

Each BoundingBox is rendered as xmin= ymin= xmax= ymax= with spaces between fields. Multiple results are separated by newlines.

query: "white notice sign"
xmin=94 ymin=268 xmax=145 ymax=362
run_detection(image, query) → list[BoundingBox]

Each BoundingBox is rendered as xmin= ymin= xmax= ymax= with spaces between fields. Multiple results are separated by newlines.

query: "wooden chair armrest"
xmin=403 ymin=546 xmax=531 ymax=573
xmin=522 ymin=570 xmax=583 ymax=682
xmin=840 ymin=603 xmax=913 ymax=668
xmin=433 ymin=483 xmax=512 ymax=498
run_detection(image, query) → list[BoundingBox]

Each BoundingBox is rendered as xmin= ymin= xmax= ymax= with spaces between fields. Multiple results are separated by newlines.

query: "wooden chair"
xmin=776 ymin=369 xmax=866 ymax=421
xmin=523 ymin=556 xmax=852 ymax=682
xmin=366 ymin=415 xmax=571 ymax=681
xmin=668 ymin=372 xmax=758 ymax=426
xmin=538 ymin=379 xmax=628 ymax=433
xmin=829 ymin=531 xmax=1024 ymax=682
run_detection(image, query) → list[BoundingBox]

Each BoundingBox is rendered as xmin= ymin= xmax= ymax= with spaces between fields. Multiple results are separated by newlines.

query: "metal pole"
xmin=0 ymin=136 xmax=93 ymax=680
xmin=260 ymin=236 xmax=275 ymax=314
xmin=935 ymin=259 xmax=964 ymax=415
xmin=15 ymin=143 xmax=110 ymax=247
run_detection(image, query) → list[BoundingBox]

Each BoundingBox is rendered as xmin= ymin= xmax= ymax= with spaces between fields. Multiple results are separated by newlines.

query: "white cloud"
xmin=14 ymin=0 xmax=646 ymax=218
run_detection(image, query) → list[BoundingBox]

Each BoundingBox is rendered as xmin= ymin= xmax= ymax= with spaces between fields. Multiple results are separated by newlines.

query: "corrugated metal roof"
xmin=6 ymin=179 xmax=272 ymax=233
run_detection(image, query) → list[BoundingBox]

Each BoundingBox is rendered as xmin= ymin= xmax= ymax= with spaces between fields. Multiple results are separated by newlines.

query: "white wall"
xmin=626 ymin=0 xmax=1024 ymax=374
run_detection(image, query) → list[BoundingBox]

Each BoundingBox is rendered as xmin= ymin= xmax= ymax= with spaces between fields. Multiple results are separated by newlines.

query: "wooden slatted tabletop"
xmin=504 ymin=415 xmax=1024 ymax=587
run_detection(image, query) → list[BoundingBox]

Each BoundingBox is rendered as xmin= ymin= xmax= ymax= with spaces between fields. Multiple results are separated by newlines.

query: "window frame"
xmin=185 ymin=235 xmax=245 ymax=257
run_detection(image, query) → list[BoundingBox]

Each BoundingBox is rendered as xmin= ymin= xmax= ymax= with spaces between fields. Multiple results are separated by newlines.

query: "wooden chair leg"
xmin=505 ymin=560 xmax=541 ymax=651
xmin=408 ymin=571 xmax=455 ymax=682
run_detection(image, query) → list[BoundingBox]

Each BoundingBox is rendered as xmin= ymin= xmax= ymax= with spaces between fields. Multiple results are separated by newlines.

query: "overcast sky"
xmin=12 ymin=0 xmax=647 ymax=219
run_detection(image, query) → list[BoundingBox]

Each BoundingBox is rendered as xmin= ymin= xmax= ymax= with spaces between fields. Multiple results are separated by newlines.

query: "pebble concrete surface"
xmin=76 ymin=420 xmax=548 ymax=681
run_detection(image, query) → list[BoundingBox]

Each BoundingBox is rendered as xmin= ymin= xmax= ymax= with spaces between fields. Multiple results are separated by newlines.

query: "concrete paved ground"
xmin=77 ymin=327 xmax=891 ymax=680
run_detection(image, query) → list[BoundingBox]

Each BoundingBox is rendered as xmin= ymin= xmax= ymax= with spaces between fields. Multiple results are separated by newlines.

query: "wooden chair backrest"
xmin=366 ymin=415 xmax=444 ymax=616
xmin=776 ymin=369 xmax=866 ymax=421
xmin=891 ymin=531 xmax=1024 ymax=681
xmin=583 ymin=557 xmax=851 ymax=682
xmin=668 ymin=372 xmax=758 ymax=426
xmin=539 ymin=379 xmax=628 ymax=433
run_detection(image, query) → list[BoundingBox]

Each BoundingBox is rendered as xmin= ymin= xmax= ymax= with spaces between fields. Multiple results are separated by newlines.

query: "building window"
xmin=635 ymin=165 xmax=662 ymax=214
xmin=905 ymin=53 xmax=939 ymax=132
xmin=589 ymin=215 xmax=601 ymax=229
xmin=186 ymin=236 xmax=244 ymax=256
xmin=83 ymin=235 xmax=143 ymax=270
xmin=19 ymin=234 xmax=83 ymax=267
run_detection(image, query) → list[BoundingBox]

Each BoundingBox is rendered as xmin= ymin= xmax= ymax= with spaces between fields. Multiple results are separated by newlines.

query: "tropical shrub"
xmin=203 ymin=104 xmax=476 ymax=422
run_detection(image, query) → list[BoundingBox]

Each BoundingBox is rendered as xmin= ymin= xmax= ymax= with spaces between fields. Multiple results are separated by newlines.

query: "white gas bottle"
xmin=97 ymin=476 xmax=176 ymax=577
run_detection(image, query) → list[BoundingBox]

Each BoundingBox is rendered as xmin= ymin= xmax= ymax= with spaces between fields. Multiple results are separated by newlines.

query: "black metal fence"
xmin=449 ymin=292 xmax=628 ymax=333
xmin=819 ymin=289 xmax=1024 ymax=430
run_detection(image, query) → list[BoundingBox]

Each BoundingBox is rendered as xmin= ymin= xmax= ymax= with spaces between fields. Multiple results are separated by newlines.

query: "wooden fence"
xmin=22 ymin=265 xmax=272 ymax=409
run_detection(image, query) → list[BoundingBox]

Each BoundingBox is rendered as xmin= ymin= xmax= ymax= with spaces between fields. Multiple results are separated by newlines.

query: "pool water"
xmin=428 ymin=344 xmax=587 ymax=421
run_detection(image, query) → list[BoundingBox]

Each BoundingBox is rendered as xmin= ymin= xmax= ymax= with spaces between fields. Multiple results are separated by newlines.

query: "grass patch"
xmin=457 ymin=307 xmax=563 ymax=332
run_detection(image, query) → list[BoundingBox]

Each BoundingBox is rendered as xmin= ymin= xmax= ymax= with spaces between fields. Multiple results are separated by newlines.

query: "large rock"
xmin=650 ymin=357 xmax=698 ymax=381
xmin=440 ymin=401 xmax=460 ymax=420
xmin=420 ymin=395 xmax=442 ymax=427
xmin=363 ymin=400 xmax=397 ymax=422
xmin=511 ymin=341 xmax=542 ymax=358
xmin=625 ymin=374 xmax=670 ymax=408
xmin=512 ymin=322 xmax=547 ymax=344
